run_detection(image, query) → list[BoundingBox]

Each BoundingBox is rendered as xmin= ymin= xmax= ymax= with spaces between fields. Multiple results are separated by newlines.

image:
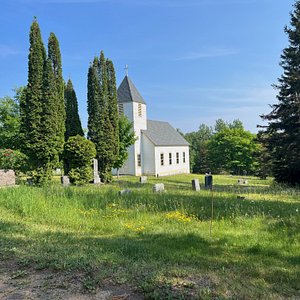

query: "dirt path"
xmin=0 ymin=261 xmax=143 ymax=300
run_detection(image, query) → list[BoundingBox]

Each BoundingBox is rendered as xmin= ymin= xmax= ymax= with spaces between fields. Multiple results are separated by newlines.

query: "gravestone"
xmin=153 ymin=183 xmax=164 ymax=193
xmin=61 ymin=176 xmax=70 ymax=187
xmin=93 ymin=158 xmax=101 ymax=184
xmin=191 ymin=179 xmax=200 ymax=191
xmin=205 ymin=174 xmax=213 ymax=190
xmin=0 ymin=170 xmax=16 ymax=186
xmin=140 ymin=176 xmax=147 ymax=184
xmin=119 ymin=188 xmax=131 ymax=196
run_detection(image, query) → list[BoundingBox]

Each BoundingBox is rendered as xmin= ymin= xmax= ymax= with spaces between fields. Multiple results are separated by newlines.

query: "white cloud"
xmin=0 ymin=45 xmax=20 ymax=58
xmin=174 ymin=48 xmax=239 ymax=61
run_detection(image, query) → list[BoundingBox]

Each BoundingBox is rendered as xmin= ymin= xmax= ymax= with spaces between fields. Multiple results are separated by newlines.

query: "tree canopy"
xmin=260 ymin=1 xmax=300 ymax=184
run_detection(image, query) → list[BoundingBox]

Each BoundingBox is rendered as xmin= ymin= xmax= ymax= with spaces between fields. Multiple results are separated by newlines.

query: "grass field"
xmin=0 ymin=174 xmax=299 ymax=299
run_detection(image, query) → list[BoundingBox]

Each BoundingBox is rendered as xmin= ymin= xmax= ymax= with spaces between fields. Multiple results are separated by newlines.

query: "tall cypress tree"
xmin=48 ymin=32 xmax=66 ymax=155
xmin=106 ymin=59 xmax=119 ymax=162
xmin=39 ymin=58 xmax=60 ymax=181
xmin=260 ymin=1 xmax=300 ymax=184
xmin=87 ymin=57 xmax=101 ymax=145
xmin=20 ymin=18 xmax=46 ymax=170
xmin=65 ymin=79 xmax=84 ymax=140
xmin=87 ymin=51 xmax=118 ymax=182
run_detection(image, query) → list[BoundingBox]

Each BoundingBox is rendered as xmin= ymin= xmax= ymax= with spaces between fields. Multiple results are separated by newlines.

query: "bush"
xmin=0 ymin=149 xmax=27 ymax=174
xmin=64 ymin=135 xmax=96 ymax=185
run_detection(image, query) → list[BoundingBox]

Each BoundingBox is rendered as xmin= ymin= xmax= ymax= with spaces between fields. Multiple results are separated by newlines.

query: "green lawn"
xmin=0 ymin=174 xmax=299 ymax=299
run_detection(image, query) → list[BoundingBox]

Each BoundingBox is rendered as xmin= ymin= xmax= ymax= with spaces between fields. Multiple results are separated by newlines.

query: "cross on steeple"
xmin=124 ymin=64 xmax=129 ymax=76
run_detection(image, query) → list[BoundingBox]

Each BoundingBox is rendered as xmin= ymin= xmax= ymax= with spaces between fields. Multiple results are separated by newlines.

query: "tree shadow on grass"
xmin=0 ymin=223 xmax=299 ymax=298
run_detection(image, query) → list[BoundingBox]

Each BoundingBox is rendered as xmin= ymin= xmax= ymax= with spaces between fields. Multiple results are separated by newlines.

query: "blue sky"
xmin=0 ymin=0 xmax=295 ymax=133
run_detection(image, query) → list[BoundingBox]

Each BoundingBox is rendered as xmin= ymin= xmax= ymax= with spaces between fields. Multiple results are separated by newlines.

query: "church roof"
xmin=142 ymin=120 xmax=189 ymax=146
xmin=117 ymin=75 xmax=146 ymax=104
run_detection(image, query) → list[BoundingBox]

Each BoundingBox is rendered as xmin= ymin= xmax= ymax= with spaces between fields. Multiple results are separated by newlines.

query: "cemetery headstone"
xmin=140 ymin=176 xmax=147 ymax=184
xmin=191 ymin=179 xmax=200 ymax=191
xmin=0 ymin=170 xmax=16 ymax=186
xmin=205 ymin=174 xmax=213 ymax=190
xmin=153 ymin=183 xmax=164 ymax=193
xmin=119 ymin=189 xmax=131 ymax=196
xmin=61 ymin=176 xmax=70 ymax=187
xmin=93 ymin=158 xmax=101 ymax=184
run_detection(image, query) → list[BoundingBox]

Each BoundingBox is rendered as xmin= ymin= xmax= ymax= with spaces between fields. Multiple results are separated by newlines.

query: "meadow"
xmin=0 ymin=174 xmax=299 ymax=299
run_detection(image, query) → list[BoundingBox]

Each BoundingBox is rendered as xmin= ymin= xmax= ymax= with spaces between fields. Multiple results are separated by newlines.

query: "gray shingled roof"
xmin=142 ymin=120 xmax=189 ymax=146
xmin=117 ymin=75 xmax=146 ymax=104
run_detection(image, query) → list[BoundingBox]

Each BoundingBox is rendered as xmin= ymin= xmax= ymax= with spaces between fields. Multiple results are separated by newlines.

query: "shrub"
xmin=0 ymin=149 xmax=27 ymax=174
xmin=64 ymin=135 xmax=96 ymax=185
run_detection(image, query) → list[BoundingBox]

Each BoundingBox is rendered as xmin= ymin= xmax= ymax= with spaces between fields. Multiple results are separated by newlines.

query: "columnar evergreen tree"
xmin=65 ymin=79 xmax=84 ymax=140
xmin=87 ymin=51 xmax=119 ymax=182
xmin=48 ymin=33 xmax=66 ymax=156
xmin=20 ymin=18 xmax=46 ymax=172
xmin=106 ymin=59 xmax=119 ymax=161
xmin=39 ymin=58 xmax=61 ymax=180
xmin=20 ymin=19 xmax=66 ymax=184
xmin=260 ymin=1 xmax=300 ymax=184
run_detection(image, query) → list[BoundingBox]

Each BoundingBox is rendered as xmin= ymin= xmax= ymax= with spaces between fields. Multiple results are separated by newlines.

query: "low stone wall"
xmin=0 ymin=170 xmax=16 ymax=186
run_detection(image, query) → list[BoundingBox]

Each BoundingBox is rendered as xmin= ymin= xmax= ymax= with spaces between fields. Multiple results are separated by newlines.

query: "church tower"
xmin=117 ymin=75 xmax=147 ymax=175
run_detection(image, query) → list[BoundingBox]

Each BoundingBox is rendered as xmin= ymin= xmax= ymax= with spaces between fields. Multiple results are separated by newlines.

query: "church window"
xmin=137 ymin=154 xmax=141 ymax=167
xmin=183 ymin=152 xmax=186 ymax=163
xmin=176 ymin=152 xmax=179 ymax=164
xmin=138 ymin=103 xmax=142 ymax=117
xmin=118 ymin=103 xmax=124 ymax=115
xmin=169 ymin=153 xmax=172 ymax=165
xmin=160 ymin=153 xmax=164 ymax=166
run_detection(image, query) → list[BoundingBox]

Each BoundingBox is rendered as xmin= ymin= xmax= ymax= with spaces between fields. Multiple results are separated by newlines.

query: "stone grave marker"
xmin=0 ymin=170 xmax=16 ymax=186
xmin=61 ymin=176 xmax=70 ymax=187
xmin=93 ymin=158 xmax=101 ymax=184
xmin=140 ymin=176 xmax=147 ymax=184
xmin=153 ymin=183 xmax=164 ymax=193
xmin=205 ymin=174 xmax=213 ymax=190
xmin=192 ymin=179 xmax=200 ymax=191
xmin=119 ymin=189 xmax=131 ymax=196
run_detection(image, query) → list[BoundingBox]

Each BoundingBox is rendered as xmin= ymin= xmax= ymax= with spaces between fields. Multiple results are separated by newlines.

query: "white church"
xmin=115 ymin=75 xmax=190 ymax=177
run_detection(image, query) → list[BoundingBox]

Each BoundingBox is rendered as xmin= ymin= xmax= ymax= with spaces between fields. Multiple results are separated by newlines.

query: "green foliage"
xmin=20 ymin=19 xmax=66 ymax=185
xmin=185 ymin=124 xmax=213 ymax=173
xmin=0 ymin=149 xmax=27 ymax=173
xmin=207 ymin=121 xmax=259 ymax=175
xmin=106 ymin=59 xmax=119 ymax=162
xmin=65 ymin=79 xmax=84 ymax=140
xmin=48 ymin=32 xmax=66 ymax=152
xmin=0 ymin=94 xmax=20 ymax=149
xmin=20 ymin=18 xmax=46 ymax=169
xmin=113 ymin=115 xmax=137 ymax=170
xmin=64 ymin=135 xmax=96 ymax=185
xmin=260 ymin=1 xmax=300 ymax=185
xmin=87 ymin=51 xmax=119 ymax=183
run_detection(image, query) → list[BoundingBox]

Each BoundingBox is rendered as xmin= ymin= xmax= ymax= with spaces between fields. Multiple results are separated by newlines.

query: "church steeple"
xmin=117 ymin=75 xmax=146 ymax=104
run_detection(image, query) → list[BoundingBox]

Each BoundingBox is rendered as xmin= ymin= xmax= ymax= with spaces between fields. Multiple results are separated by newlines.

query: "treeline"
xmin=0 ymin=18 xmax=135 ymax=185
xmin=184 ymin=119 xmax=265 ymax=177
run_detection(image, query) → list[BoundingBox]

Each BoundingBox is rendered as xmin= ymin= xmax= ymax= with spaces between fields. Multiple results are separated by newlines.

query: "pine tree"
xmin=48 ymin=32 xmax=66 ymax=155
xmin=65 ymin=79 xmax=84 ymax=140
xmin=260 ymin=1 xmax=300 ymax=184
xmin=20 ymin=18 xmax=46 ymax=170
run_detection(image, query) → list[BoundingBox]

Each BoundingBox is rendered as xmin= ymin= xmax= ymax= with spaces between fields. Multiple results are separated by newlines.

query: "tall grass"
xmin=0 ymin=174 xmax=299 ymax=299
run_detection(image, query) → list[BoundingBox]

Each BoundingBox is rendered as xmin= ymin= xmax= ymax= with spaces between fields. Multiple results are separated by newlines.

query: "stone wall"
xmin=0 ymin=170 xmax=16 ymax=186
